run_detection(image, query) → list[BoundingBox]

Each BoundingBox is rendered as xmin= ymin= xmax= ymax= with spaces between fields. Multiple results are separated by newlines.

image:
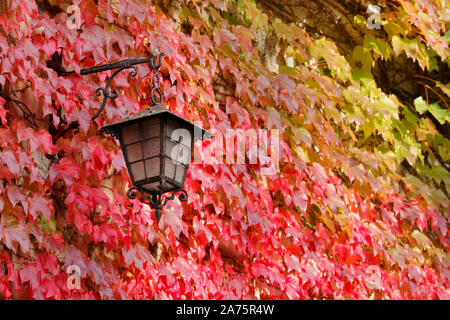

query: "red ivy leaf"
xmin=19 ymin=264 xmax=41 ymax=289
xmin=49 ymin=157 xmax=80 ymax=186
xmin=0 ymin=151 xmax=20 ymax=175
xmin=6 ymin=185 xmax=27 ymax=208
xmin=29 ymin=194 xmax=52 ymax=221
xmin=0 ymin=218 xmax=30 ymax=254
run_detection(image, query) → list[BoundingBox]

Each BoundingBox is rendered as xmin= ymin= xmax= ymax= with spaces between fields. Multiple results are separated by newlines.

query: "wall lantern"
xmin=80 ymin=50 xmax=211 ymax=222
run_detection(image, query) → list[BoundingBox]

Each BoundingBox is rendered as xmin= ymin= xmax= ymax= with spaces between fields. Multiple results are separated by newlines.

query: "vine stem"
xmin=417 ymin=81 xmax=449 ymax=110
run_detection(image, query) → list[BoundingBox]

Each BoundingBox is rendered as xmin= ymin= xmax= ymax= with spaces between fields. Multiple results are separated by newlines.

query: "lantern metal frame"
xmin=80 ymin=50 xmax=209 ymax=222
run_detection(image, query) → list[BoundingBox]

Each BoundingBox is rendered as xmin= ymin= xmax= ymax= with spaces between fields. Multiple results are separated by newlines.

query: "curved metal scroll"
xmin=80 ymin=51 xmax=165 ymax=121
xmin=127 ymin=186 xmax=188 ymax=223
xmin=91 ymin=65 xmax=138 ymax=121
xmin=162 ymin=189 xmax=188 ymax=208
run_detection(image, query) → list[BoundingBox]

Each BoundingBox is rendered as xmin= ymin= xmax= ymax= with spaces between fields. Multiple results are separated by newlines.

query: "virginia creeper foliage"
xmin=0 ymin=0 xmax=449 ymax=299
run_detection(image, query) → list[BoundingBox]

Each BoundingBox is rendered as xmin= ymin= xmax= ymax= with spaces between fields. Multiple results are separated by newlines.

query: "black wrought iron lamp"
xmin=80 ymin=50 xmax=210 ymax=222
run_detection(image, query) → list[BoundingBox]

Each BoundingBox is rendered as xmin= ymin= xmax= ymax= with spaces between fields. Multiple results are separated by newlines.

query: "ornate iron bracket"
xmin=80 ymin=50 xmax=165 ymax=120
xmin=127 ymin=186 xmax=188 ymax=223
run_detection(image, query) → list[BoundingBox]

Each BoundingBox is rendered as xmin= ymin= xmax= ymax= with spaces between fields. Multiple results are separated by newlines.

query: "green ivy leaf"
xmin=363 ymin=36 xmax=393 ymax=59
xmin=414 ymin=97 xmax=428 ymax=114
xmin=384 ymin=22 xmax=403 ymax=37
xmin=279 ymin=65 xmax=298 ymax=77
xmin=352 ymin=68 xmax=372 ymax=83
xmin=352 ymin=45 xmax=373 ymax=71
xmin=428 ymin=103 xmax=450 ymax=124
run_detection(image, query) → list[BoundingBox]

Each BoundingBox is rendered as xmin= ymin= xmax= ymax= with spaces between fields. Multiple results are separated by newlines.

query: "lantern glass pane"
xmin=142 ymin=118 xmax=160 ymax=139
xmin=122 ymin=123 xmax=141 ymax=145
xmin=130 ymin=161 xmax=145 ymax=181
xmin=165 ymin=158 xmax=175 ymax=180
xmin=175 ymin=165 xmax=186 ymax=184
xmin=142 ymin=138 xmax=160 ymax=158
xmin=126 ymin=143 xmax=142 ymax=163
xmin=164 ymin=159 xmax=187 ymax=185
xmin=145 ymin=158 xmax=160 ymax=178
